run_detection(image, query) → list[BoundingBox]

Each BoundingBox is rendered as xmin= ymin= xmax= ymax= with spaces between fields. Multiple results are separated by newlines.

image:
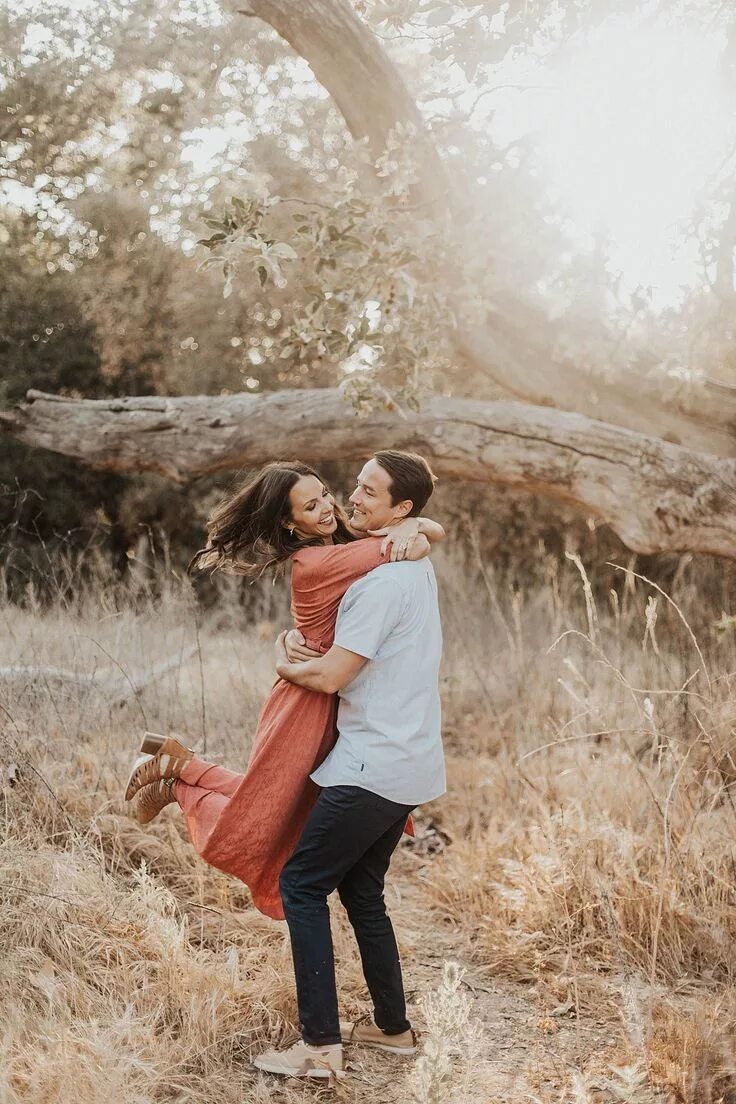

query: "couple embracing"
xmin=123 ymin=449 xmax=446 ymax=1080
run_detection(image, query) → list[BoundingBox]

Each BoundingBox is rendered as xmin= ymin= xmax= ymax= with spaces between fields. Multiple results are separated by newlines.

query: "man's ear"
xmin=395 ymin=500 xmax=413 ymax=520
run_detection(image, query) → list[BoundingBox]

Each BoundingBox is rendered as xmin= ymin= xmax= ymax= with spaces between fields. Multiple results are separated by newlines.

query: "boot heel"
xmin=139 ymin=731 xmax=166 ymax=754
xmin=125 ymin=735 xmax=194 ymax=802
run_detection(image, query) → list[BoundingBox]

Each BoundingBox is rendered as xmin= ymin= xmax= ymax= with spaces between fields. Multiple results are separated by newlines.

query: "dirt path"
xmin=329 ymin=845 xmax=621 ymax=1103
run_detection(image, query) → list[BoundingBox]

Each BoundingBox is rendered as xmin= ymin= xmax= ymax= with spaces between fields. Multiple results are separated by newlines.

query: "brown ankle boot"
xmin=135 ymin=778 xmax=178 ymax=824
xmin=124 ymin=732 xmax=193 ymax=802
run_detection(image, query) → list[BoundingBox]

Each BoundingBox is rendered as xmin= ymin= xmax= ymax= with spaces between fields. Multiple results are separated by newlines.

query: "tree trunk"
xmin=240 ymin=0 xmax=736 ymax=458
xmin=0 ymin=645 xmax=198 ymax=703
xmin=244 ymin=0 xmax=445 ymax=186
xmin=3 ymin=387 xmax=735 ymax=559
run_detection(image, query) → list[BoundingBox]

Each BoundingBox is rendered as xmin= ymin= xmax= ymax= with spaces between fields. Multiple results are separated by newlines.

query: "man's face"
xmin=349 ymin=458 xmax=411 ymax=532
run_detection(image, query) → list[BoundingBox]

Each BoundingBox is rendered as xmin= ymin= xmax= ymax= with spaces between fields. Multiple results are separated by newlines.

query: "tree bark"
xmin=245 ymin=0 xmax=445 ymax=184
xmin=240 ymin=0 xmax=736 ymax=458
xmin=3 ymin=388 xmax=735 ymax=559
xmin=0 ymin=646 xmax=198 ymax=703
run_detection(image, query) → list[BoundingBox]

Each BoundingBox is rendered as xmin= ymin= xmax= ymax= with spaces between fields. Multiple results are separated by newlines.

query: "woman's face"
xmin=287 ymin=475 xmax=337 ymax=541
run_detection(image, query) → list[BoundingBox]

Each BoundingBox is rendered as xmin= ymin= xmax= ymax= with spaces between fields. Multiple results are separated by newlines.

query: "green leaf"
xmin=196 ymin=232 xmax=227 ymax=246
xmin=256 ymin=265 xmax=268 ymax=288
xmin=340 ymin=236 xmax=366 ymax=250
xmin=271 ymin=242 xmax=298 ymax=260
xmin=324 ymin=331 xmax=347 ymax=352
xmin=195 ymin=257 xmax=221 ymax=271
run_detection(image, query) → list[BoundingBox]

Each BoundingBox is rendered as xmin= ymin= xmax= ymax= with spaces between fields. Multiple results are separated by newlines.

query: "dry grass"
xmin=1 ymin=547 xmax=736 ymax=1102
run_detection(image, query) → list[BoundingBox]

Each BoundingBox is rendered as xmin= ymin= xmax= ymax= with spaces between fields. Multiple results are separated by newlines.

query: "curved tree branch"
xmin=0 ymin=645 xmax=198 ymax=703
xmin=240 ymin=0 xmax=736 ymax=458
xmin=246 ymin=0 xmax=442 ymax=172
xmin=3 ymin=388 xmax=735 ymax=559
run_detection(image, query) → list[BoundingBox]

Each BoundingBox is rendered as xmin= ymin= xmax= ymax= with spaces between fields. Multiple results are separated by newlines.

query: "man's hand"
xmin=275 ymin=632 xmax=368 ymax=694
xmin=368 ymin=517 xmax=421 ymax=561
xmin=283 ymin=627 xmax=321 ymax=662
xmin=274 ymin=629 xmax=289 ymax=673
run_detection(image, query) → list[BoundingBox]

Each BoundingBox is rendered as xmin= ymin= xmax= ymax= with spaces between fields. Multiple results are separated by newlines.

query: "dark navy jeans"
xmin=279 ymin=784 xmax=415 ymax=1046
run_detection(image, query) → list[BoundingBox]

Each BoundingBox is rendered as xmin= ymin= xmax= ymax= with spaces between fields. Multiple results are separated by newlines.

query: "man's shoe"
xmin=253 ymin=1039 xmax=345 ymax=1079
xmin=340 ymin=1018 xmax=417 ymax=1055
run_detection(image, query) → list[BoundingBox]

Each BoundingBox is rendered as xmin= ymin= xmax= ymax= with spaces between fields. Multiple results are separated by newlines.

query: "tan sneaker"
xmin=253 ymin=1039 xmax=345 ymax=1079
xmin=340 ymin=1018 xmax=417 ymax=1055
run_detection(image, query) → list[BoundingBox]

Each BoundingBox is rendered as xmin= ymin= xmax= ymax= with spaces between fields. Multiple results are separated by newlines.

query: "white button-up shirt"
xmin=310 ymin=559 xmax=445 ymax=806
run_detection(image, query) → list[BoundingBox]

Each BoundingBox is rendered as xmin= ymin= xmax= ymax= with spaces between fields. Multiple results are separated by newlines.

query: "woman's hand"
xmin=405 ymin=532 xmax=431 ymax=561
xmin=369 ymin=516 xmax=445 ymax=560
xmin=368 ymin=517 xmax=421 ymax=561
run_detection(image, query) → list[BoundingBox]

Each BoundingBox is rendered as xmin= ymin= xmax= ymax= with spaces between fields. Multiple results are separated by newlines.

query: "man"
xmin=253 ymin=450 xmax=446 ymax=1080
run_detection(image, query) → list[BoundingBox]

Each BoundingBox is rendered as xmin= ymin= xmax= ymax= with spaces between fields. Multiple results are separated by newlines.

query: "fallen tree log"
xmin=0 ymin=646 xmax=199 ymax=704
xmin=2 ymin=387 xmax=735 ymax=558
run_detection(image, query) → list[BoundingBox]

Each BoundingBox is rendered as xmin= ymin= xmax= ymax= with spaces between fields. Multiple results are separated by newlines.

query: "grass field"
xmin=1 ymin=546 xmax=735 ymax=1103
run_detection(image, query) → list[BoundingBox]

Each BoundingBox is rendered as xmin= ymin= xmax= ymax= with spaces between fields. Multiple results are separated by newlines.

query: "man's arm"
xmin=275 ymin=631 xmax=367 ymax=694
xmin=417 ymin=517 xmax=446 ymax=543
xmin=282 ymin=533 xmax=431 ymax=662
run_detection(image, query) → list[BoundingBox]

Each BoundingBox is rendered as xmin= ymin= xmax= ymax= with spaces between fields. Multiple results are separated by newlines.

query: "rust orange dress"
xmin=173 ymin=537 xmax=414 ymax=920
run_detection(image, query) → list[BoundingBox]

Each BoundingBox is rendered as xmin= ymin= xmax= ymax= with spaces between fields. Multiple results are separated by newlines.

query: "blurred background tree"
xmin=2 ymin=0 xmax=736 ymax=597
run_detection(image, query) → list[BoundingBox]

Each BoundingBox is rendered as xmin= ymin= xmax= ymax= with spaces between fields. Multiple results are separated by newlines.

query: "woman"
xmin=124 ymin=460 xmax=443 ymax=920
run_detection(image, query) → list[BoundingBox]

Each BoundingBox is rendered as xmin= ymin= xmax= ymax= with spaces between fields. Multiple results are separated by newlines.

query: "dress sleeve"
xmin=293 ymin=538 xmax=388 ymax=597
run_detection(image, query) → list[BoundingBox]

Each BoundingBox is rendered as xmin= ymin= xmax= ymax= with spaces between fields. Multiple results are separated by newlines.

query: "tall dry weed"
xmin=407 ymin=961 xmax=485 ymax=1104
xmin=1 ymin=549 xmax=736 ymax=1102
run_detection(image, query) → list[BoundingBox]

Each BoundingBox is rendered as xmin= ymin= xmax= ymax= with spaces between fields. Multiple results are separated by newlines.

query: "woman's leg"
xmin=179 ymin=755 xmax=244 ymax=796
xmin=173 ymin=756 xmax=245 ymax=853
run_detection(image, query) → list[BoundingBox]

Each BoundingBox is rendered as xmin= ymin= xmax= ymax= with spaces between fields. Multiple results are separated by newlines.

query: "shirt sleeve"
xmin=334 ymin=575 xmax=405 ymax=659
xmin=293 ymin=538 xmax=388 ymax=596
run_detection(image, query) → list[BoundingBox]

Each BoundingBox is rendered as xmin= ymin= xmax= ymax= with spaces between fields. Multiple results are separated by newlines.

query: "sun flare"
xmin=495 ymin=16 xmax=734 ymax=307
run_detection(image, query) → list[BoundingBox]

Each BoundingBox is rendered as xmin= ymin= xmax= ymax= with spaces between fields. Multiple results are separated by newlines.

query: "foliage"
xmin=2 ymin=555 xmax=736 ymax=1101
xmin=3 ymin=0 xmax=736 ymax=575
xmin=197 ymin=136 xmax=456 ymax=412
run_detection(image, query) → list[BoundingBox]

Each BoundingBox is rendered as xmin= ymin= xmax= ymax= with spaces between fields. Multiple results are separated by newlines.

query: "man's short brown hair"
xmin=372 ymin=450 xmax=437 ymax=517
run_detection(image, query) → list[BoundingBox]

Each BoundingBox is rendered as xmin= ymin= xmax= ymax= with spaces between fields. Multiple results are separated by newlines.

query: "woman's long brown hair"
xmin=187 ymin=461 xmax=355 ymax=579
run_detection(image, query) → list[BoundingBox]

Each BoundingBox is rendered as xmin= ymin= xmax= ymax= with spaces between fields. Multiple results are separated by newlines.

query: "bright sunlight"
xmin=495 ymin=15 xmax=734 ymax=307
